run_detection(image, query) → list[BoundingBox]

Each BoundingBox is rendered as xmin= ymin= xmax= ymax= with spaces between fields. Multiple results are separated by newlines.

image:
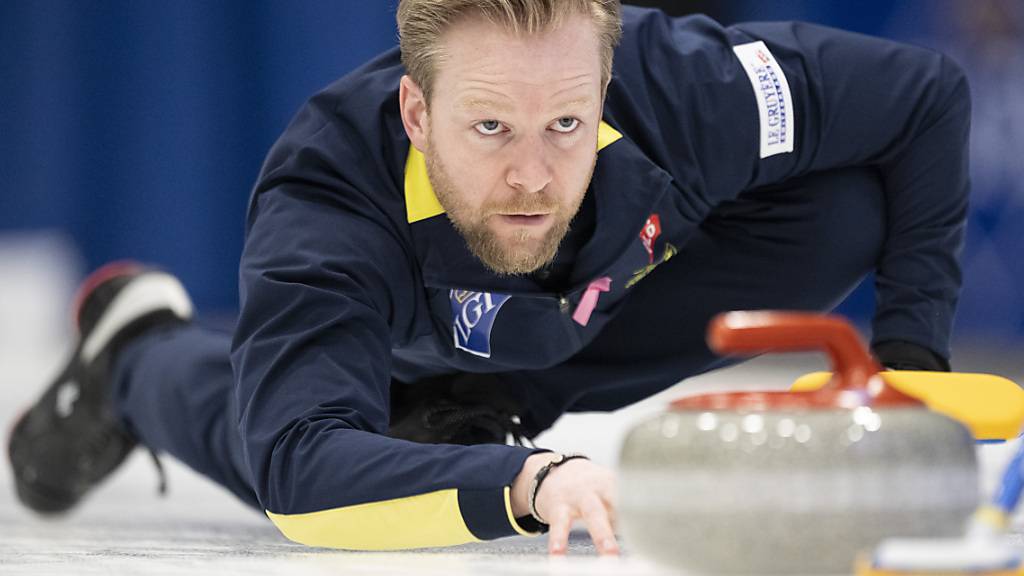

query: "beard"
xmin=424 ymin=138 xmax=594 ymax=276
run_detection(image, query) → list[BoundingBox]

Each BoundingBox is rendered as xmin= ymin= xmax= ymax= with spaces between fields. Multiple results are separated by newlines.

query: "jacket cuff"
xmin=872 ymin=340 xmax=950 ymax=371
xmin=456 ymin=448 xmax=552 ymax=540
xmin=456 ymin=486 xmax=545 ymax=539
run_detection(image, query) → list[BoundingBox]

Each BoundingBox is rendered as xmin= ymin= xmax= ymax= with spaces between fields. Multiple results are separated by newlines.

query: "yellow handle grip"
xmin=792 ymin=371 xmax=1024 ymax=441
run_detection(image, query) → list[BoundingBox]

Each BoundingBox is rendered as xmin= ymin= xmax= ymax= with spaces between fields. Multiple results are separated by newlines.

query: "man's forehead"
xmin=454 ymin=93 xmax=596 ymax=115
xmin=433 ymin=12 xmax=603 ymax=103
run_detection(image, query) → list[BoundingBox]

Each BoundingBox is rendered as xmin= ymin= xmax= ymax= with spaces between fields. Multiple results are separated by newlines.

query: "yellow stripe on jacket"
xmin=266 ymin=486 xmax=539 ymax=550
xmin=405 ymin=121 xmax=625 ymax=224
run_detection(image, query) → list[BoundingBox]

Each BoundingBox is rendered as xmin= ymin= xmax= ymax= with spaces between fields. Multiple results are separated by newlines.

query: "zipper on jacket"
xmin=426 ymin=280 xmax=579 ymax=309
xmin=558 ymin=295 xmax=570 ymax=315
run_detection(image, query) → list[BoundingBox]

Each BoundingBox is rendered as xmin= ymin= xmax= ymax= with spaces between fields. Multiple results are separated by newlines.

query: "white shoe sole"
xmin=80 ymin=273 xmax=193 ymax=364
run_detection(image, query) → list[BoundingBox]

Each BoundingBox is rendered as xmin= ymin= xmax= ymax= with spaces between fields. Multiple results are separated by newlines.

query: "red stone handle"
xmin=707 ymin=311 xmax=883 ymax=391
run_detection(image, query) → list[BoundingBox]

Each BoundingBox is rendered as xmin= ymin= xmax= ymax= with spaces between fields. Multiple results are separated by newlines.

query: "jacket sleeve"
xmin=628 ymin=14 xmax=970 ymax=360
xmin=230 ymin=135 xmax=546 ymax=549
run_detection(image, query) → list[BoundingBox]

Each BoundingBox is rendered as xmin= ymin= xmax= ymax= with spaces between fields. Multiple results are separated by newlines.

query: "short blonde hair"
xmin=397 ymin=0 xmax=622 ymax=103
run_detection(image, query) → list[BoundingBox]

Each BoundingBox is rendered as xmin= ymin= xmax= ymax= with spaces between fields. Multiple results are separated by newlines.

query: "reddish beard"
xmin=425 ymin=149 xmax=580 ymax=275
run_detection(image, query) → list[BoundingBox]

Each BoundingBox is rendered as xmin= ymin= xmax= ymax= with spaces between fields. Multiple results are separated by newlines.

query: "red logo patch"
xmin=639 ymin=214 xmax=661 ymax=264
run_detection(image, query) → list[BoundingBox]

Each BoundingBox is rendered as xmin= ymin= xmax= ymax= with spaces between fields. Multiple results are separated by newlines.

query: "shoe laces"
xmin=510 ymin=415 xmax=537 ymax=449
xmin=147 ymin=448 xmax=168 ymax=496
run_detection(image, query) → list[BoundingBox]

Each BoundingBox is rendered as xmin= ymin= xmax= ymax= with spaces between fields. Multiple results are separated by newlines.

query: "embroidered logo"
xmin=626 ymin=243 xmax=678 ymax=289
xmin=639 ymin=214 xmax=662 ymax=264
xmin=450 ymin=290 xmax=511 ymax=358
xmin=732 ymin=41 xmax=795 ymax=159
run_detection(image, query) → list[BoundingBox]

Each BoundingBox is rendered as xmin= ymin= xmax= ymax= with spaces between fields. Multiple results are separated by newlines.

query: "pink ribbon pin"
xmin=572 ymin=276 xmax=612 ymax=327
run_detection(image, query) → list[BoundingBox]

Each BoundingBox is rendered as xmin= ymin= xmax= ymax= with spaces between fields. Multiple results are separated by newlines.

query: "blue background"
xmin=2 ymin=1 xmax=1021 ymax=341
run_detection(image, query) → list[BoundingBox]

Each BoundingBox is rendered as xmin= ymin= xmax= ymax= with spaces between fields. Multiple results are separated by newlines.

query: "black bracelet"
xmin=528 ymin=453 xmax=589 ymax=526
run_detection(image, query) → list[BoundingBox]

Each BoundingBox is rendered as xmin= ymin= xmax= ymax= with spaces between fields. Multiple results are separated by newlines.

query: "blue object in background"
xmin=1 ymin=1 xmax=1021 ymax=342
xmin=0 ymin=1 xmax=398 ymax=311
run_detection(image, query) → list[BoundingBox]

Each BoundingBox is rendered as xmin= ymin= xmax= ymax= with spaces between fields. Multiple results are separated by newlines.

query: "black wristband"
xmin=872 ymin=340 xmax=950 ymax=372
xmin=528 ymin=453 xmax=589 ymax=526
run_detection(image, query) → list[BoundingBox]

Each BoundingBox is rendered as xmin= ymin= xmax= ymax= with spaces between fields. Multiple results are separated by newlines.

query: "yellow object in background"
xmin=791 ymin=371 xmax=1024 ymax=441
xmin=854 ymin=556 xmax=1020 ymax=576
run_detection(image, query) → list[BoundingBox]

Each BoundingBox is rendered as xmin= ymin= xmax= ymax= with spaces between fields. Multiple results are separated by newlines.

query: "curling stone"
xmin=618 ymin=311 xmax=979 ymax=575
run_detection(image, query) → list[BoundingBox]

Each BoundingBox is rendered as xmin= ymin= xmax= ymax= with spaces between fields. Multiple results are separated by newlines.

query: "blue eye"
xmin=552 ymin=117 xmax=580 ymax=133
xmin=475 ymin=120 xmax=504 ymax=135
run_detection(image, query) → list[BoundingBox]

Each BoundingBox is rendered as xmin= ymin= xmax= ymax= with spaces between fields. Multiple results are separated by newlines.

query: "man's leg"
xmin=7 ymin=264 xmax=209 ymax=512
xmin=8 ymin=264 xmax=261 ymax=514
xmin=113 ymin=324 xmax=259 ymax=508
xmin=510 ymin=167 xmax=888 ymax=434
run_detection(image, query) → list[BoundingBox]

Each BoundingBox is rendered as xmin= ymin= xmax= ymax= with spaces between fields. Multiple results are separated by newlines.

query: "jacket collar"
xmin=404 ymin=122 xmax=624 ymax=224
xmin=404 ymin=122 xmax=673 ymax=296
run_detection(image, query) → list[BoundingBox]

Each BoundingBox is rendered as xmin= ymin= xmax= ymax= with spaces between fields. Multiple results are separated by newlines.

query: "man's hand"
xmin=511 ymin=453 xmax=619 ymax=556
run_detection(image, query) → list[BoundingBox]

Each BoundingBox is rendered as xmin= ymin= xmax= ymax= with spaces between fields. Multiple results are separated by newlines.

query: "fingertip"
xmin=599 ymin=538 xmax=620 ymax=556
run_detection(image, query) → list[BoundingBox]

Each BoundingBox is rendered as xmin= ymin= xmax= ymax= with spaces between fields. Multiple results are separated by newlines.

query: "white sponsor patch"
xmin=732 ymin=41 xmax=795 ymax=158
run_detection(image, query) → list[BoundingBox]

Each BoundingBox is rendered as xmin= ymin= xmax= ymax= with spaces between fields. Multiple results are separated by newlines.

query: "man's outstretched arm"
xmin=232 ymin=178 xmax=555 ymax=549
xmin=621 ymin=13 xmax=970 ymax=363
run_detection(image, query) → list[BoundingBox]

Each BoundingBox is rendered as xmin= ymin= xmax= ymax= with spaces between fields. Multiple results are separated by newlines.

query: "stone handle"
xmin=707 ymin=311 xmax=882 ymax=391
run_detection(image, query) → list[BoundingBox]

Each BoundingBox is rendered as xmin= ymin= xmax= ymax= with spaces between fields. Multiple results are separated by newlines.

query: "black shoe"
xmin=388 ymin=373 xmax=535 ymax=446
xmin=7 ymin=262 xmax=193 ymax=514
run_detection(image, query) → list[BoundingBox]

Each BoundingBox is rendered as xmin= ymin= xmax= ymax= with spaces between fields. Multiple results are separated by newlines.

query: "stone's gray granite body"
xmin=619 ymin=407 xmax=979 ymax=575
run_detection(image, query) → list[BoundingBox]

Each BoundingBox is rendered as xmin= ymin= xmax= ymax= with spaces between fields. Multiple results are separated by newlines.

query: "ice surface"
xmin=1 ymin=235 xmax=1021 ymax=575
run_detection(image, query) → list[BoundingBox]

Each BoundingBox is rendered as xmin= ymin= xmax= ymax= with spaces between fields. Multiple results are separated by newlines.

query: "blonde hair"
xmin=397 ymin=0 xmax=622 ymax=103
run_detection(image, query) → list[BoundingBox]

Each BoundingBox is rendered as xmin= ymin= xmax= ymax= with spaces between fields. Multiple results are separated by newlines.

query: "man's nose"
xmin=506 ymin=135 xmax=553 ymax=194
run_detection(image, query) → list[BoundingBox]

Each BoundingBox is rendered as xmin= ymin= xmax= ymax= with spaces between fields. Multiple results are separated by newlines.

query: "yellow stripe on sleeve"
xmin=266 ymin=488 xmax=481 ymax=550
xmin=503 ymin=486 xmax=538 ymax=537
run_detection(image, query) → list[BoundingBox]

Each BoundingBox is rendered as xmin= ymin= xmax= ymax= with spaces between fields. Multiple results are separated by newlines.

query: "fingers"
xmin=580 ymin=494 xmax=619 ymax=556
xmin=547 ymin=505 xmax=573 ymax=555
xmin=605 ymin=502 xmax=618 ymax=532
xmin=599 ymin=481 xmax=618 ymax=530
xmin=545 ymin=496 xmax=619 ymax=556
xmin=534 ymin=460 xmax=619 ymax=557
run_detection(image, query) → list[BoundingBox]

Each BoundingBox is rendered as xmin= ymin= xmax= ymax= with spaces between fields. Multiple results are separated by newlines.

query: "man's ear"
xmin=400 ymin=75 xmax=429 ymax=153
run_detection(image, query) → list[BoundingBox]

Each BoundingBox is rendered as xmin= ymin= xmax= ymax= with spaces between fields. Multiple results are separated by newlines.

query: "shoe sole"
xmin=71 ymin=261 xmax=146 ymax=330
xmin=13 ymin=467 xmax=78 ymax=514
xmin=5 ymin=264 xmax=146 ymax=446
xmin=7 ymin=264 xmax=193 ymax=513
xmin=80 ymin=272 xmax=193 ymax=364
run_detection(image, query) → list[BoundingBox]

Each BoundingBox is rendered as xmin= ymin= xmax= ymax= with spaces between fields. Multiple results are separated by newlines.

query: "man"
xmin=8 ymin=0 xmax=968 ymax=557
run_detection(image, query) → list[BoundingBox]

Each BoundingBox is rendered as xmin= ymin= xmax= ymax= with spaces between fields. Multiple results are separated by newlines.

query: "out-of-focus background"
xmin=0 ymin=3 xmax=1021 ymax=573
xmin=1 ymin=0 xmax=1021 ymax=343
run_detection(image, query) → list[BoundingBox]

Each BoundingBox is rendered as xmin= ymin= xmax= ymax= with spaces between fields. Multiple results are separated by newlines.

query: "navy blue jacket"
xmin=230 ymin=7 xmax=969 ymax=549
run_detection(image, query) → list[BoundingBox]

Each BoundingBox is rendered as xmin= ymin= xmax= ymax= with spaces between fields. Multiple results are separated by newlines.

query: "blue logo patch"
xmin=450 ymin=290 xmax=511 ymax=358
